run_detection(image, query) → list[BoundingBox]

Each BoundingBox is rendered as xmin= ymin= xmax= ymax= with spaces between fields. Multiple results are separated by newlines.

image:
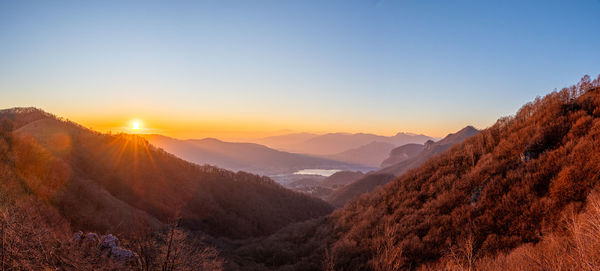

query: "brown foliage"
xmin=324 ymin=75 xmax=600 ymax=270
xmin=238 ymin=75 xmax=600 ymax=270
xmin=0 ymin=107 xmax=332 ymax=269
xmin=0 ymin=109 xmax=333 ymax=239
xmin=128 ymin=219 xmax=224 ymax=271
xmin=438 ymin=191 xmax=600 ymax=271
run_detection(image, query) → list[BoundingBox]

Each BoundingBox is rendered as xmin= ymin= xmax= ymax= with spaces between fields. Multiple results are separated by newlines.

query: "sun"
xmin=131 ymin=120 xmax=142 ymax=131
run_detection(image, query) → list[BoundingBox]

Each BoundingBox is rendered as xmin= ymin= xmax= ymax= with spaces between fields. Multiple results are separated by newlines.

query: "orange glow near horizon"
xmin=63 ymin=112 xmax=472 ymax=141
xmin=39 ymin=103 xmax=485 ymax=141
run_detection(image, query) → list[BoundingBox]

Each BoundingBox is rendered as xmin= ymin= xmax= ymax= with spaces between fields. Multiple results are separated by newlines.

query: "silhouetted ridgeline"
xmin=0 ymin=108 xmax=333 ymax=269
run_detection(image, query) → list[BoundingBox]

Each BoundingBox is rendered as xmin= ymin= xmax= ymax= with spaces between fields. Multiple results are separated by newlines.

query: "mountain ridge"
xmin=142 ymin=134 xmax=371 ymax=179
xmin=234 ymin=75 xmax=600 ymax=270
xmin=0 ymin=108 xmax=335 ymax=240
xmin=326 ymin=125 xmax=479 ymax=207
xmin=254 ymin=131 xmax=435 ymax=156
xmin=326 ymin=141 xmax=397 ymax=167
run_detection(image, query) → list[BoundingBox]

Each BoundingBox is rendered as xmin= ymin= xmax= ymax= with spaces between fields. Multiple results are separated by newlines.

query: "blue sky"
xmin=1 ymin=0 xmax=599 ymax=138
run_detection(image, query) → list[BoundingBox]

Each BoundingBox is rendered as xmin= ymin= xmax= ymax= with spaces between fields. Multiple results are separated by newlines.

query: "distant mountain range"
xmin=246 ymin=79 xmax=600 ymax=270
xmin=3 ymin=77 xmax=600 ymax=270
xmin=252 ymin=131 xmax=435 ymax=156
xmin=327 ymin=126 xmax=479 ymax=207
xmin=252 ymin=132 xmax=319 ymax=150
xmin=142 ymin=134 xmax=370 ymax=176
xmin=325 ymin=141 xmax=397 ymax=167
xmin=378 ymin=125 xmax=479 ymax=176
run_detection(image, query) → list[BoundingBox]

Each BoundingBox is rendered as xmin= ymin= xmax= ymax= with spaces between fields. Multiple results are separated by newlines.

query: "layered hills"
xmin=0 ymin=108 xmax=333 ymax=240
xmin=3 ymin=75 xmax=600 ymax=270
xmin=326 ymin=141 xmax=397 ymax=167
xmin=255 ymin=131 xmax=434 ymax=157
xmin=142 ymin=134 xmax=366 ymax=176
xmin=327 ymin=126 xmax=479 ymax=207
xmin=235 ymin=75 xmax=600 ymax=270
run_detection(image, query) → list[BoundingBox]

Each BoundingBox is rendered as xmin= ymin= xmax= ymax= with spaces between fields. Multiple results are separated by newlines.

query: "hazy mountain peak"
xmin=393 ymin=131 xmax=426 ymax=137
xmin=326 ymin=141 xmax=397 ymax=167
xmin=286 ymin=131 xmax=435 ymax=156
xmin=196 ymin=137 xmax=224 ymax=143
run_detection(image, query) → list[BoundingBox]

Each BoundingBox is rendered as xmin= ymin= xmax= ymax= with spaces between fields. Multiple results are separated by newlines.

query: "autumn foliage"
xmin=2 ymin=75 xmax=600 ymax=270
xmin=234 ymin=75 xmax=600 ymax=270
xmin=324 ymin=75 xmax=600 ymax=270
xmin=0 ymin=107 xmax=333 ymax=270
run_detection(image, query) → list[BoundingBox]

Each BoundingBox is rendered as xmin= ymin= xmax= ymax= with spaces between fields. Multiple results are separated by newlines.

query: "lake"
xmin=293 ymin=169 xmax=341 ymax=177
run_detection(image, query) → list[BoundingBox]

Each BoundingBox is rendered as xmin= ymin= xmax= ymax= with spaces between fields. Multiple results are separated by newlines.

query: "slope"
xmin=0 ymin=108 xmax=334 ymax=240
xmin=319 ymin=171 xmax=365 ymax=188
xmin=380 ymin=143 xmax=424 ymax=168
xmin=327 ymin=126 xmax=478 ymax=207
xmin=378 ymin=125 xmax=479 ymax=176
xmin=236 ymin=75 xmax=600 ymax=270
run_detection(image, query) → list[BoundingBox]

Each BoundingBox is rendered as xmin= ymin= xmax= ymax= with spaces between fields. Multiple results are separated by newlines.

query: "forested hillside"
xmin=0 ymin=108 xmax=333 ymax=240
xmin=327 ymin=126 xmax=478 ymax=208
xmin=235 ymin=75 xmax=600 ymax=270
xmin=2 ymin=75 xmax=600 ymax=270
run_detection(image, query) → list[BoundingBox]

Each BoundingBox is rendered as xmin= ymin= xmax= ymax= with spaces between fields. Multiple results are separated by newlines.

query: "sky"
xmin=1 ymin=0 xmax=599 ymax=140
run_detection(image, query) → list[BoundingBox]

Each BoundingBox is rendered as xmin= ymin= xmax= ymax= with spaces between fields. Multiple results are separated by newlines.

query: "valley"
xmin=2 ymin=1 xmax=598 ymax=270
xmin=2 ymin=76 xmax=599 ymax=270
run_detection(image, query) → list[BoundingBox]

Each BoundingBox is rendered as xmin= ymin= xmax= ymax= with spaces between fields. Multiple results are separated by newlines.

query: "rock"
xmin=110 ymin=246 xmax=138 ymax=262
xmin=98 ymin=234 xmax=119 ymax=249
xmin=71 ymin=231 xmax=139 ymax=265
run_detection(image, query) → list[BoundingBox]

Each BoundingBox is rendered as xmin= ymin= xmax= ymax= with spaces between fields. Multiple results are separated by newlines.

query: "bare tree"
xmin=371 ymin=222 xmax=403 ymax=271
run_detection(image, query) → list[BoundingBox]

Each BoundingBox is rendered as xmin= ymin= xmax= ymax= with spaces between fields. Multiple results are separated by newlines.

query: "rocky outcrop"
xmin=72 ymin=231 xmax=139 ymax=265
xmin=98 ymin=234 xmax=119 ymax=249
